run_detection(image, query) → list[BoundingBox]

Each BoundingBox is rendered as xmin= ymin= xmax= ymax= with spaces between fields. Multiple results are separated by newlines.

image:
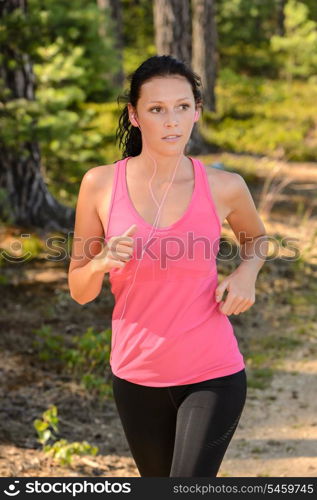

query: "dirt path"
xmin=221 ymin=345 xmax=317 ymax=477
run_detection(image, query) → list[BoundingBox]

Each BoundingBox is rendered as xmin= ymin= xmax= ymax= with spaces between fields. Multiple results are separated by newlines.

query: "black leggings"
xmin=111 ymin=368 xmax=247 ymax=477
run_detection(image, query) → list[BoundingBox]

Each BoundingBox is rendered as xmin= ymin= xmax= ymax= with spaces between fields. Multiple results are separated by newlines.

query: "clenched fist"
xmin=93 ymin=224 xmax=138 ymax=273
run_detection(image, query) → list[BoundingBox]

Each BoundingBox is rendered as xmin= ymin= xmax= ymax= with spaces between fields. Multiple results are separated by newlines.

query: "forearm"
xmin=68 ymin=257 xmax=107 ymax=305
xmin=236 ymin=234 xmax=269 ymax=278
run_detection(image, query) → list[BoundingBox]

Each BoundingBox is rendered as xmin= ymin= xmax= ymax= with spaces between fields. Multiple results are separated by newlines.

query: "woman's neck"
xmin=132 ymin=152 xmax=191 ymax=183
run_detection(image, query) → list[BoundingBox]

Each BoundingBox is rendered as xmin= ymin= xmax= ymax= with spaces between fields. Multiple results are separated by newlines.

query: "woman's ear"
xmin=128 ymin=103 xmax=138 ymax=127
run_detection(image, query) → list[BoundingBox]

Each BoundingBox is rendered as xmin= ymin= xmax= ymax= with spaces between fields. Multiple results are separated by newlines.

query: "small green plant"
xmin=32 ymin=325 xmax=65 ymax=361
xmin=64 ymin=326 xmax=112 ymax=374
xmin=32 ymin=325 xmax=113 ymax=399
xmin=33 ymin=405 xmax=98 ymax=466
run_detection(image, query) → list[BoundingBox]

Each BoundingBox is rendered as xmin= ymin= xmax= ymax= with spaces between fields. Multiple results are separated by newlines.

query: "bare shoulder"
xmin=81 ymin=162 xmax=117 ymax=217
xmin=82 ymin=162 xmax=116 ymax=189
xmin=203 ymin=163 xmax=245 ymax=223
xmin=204 ymin=163 xmax=242 ymax=186
xmin=203 ymin=163 xmax=266 ymax=241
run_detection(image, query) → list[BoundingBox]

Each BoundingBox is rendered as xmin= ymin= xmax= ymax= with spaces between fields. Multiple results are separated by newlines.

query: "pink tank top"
xmin=104 ymin=155 xmax=245 ymax=386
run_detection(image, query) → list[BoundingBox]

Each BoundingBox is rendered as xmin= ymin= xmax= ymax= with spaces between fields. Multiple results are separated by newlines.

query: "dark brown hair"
xmin=115 ymin=54 xmax=203 ymax=158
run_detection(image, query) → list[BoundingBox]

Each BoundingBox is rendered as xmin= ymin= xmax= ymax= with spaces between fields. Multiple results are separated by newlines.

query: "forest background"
xmin=0 ymin=0 xmax=317 ymax=478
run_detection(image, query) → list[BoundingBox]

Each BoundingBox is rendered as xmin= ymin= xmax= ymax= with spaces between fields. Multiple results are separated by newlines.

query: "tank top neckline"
xmin=121 ymin=155 xmax=198 ymax=232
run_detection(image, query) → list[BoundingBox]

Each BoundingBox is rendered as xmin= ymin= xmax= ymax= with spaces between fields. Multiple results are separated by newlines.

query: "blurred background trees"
xmin=1 ymin=0 xmax=317 ymax=230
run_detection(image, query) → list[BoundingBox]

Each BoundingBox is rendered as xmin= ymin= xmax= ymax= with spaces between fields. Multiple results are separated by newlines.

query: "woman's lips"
xmin=162 ymin=135 xmax=182 ymax=142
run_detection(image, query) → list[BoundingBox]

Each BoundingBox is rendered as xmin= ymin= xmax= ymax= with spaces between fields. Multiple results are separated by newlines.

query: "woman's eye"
xmin=150 ymin=104 xmax=190 ymax=113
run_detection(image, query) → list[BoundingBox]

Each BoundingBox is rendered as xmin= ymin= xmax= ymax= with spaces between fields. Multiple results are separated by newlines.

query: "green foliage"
xmin=217 ymin=0 xmax=277 ymax=44
xmin=29 ymin=0 xmax=120 ymax=100
xmin=270 ymin=0 xmax=317 ymax=81
xmin=64 ymin=326 xmax=112 ymax=375
xmin=303 ymin=0 xmax=317 ymax=20
xmin=30 ymin=0 xmax=119 ymax=184
xmin=32 ymin=325 xmax=65 ymax=361
xmin=33 ymin=404 xmax=98 ymax=466
xmin=201 ymin=69 xmax=317 ymax=160
xmin=123 ymin=45 xmax=157 ymax=82
xmin=216 ymin=0 xmax=280 ymax=76
xmin=121 ymin=0 xmax=155 ymax=76
xmin=0 ymin=0 xmax=120 ymax=201
xmin=32 ymin=325 xmax=113 ymax=399
xmin=34 ymin=405 xmax=59 ymax=443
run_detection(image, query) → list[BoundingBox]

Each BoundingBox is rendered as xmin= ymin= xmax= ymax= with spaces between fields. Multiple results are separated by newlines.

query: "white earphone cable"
xmin=110 ymin=113 xmax=194 ymax=362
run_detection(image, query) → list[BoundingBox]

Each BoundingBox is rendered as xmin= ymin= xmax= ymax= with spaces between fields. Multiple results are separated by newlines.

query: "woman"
xmin=68 ymin=55 xmax=268 ymax=477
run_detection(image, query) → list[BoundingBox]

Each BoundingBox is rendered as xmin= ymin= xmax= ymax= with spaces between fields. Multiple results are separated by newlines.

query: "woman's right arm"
xmin=68 ymin=167 xmax=111 ymax=305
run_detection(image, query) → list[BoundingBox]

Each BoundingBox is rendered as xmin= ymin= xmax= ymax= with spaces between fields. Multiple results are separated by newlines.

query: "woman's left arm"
xmin=215 ymin=173 xmax=269 ymax=315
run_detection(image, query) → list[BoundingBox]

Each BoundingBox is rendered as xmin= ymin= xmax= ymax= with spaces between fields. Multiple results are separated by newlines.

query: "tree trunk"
xmin=276 ymin=0 xmax=286 ymax=36
xmin=0 ymin=0 xmax=75 ymax=233
xmin=187 ymin=0 xmax=219 ymax=154
xmin=191 ymin=0 xmax=218 ymax=112
xmin=97 ymin=0 xmax=124 ymax=89
xmin=153 ymin=0 xmax=191 ymax=63
xmin=153 ymin=0 xmax=212 ymax=154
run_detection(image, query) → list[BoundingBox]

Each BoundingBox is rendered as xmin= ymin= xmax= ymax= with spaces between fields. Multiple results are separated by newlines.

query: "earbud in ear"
xmin=131 ymin=113 xmax=140 ymax=128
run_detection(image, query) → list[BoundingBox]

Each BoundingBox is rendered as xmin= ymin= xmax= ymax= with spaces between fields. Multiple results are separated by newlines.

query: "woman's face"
xmin=128 ymin=75 xmax=197 ymax=156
